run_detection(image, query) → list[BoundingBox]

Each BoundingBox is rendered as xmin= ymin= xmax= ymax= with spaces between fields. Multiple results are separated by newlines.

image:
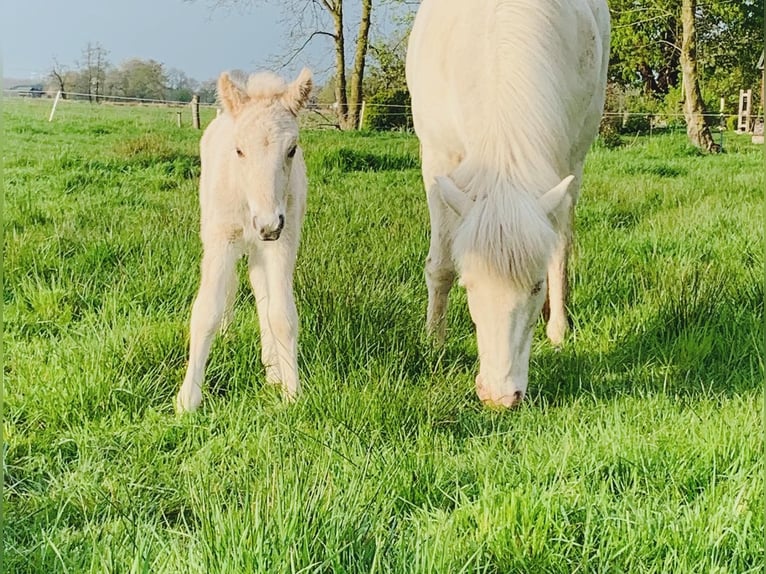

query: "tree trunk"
xmin=51 ymin=70 xmax=67 ymax=99
xmin=347 ymin=0 xmax=372 ymax=129
xmin=330 ymin=3 xmax=349 ymax=129
xmin=680 ymin=0 xmax=720 ymax=152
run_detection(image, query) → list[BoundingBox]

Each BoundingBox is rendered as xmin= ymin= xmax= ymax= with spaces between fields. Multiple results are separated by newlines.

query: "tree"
xmin=192 ymin=0 xmax=376 ymax=129
xmin=167 ymin=68 xmax=200 ymax=102
xmin=78 ymin=42 xmax=110 ymax=102
xmin=361 ymin=33 xmax=411 ymax=130
xmin=609 ymin=0 xmax=761 ymax=102
xmin=609 ymin=0 xmax=759 ymax=151
xmin=110 ymin=59 xmax=168 ymax=101
xmin=48 ymin=58 xmax=70 ymax=98
xmin=680 ymin=0 xmax=719 ymax=151
xmin=696 ymin=0 xmax=763 ymax=111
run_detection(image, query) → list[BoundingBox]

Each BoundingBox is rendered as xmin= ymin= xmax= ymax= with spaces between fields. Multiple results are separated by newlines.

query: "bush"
xmin=620 ymin=112 xmax=652 ymax=135
xmin=598 ymin=116 xmax=623 ymax=148
xmin=362 ymin=89 xmax=412 ymax=132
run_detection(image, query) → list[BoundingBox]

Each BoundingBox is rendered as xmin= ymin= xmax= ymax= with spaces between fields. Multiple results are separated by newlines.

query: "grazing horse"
xmin=406 ymin=0 xmax=610 ymax=407
xmin=176 ymin=68 xmax=313 ymax=413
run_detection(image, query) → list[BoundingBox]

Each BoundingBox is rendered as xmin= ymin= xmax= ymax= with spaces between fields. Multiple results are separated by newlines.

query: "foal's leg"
xmin=421 ymin=146 xmax=461 ymax=345
xmin=247 ymin=250 xmax=280 ymax=386
xmin=253 ymin=243 xmax=300 ymax=400
xmin=176 ymin=242 xmax=238 ymax=413
xmin=545 ymin=170 xmax=581 ymax=346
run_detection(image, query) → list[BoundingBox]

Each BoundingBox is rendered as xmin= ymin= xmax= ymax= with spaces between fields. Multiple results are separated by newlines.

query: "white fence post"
xmin=48 ymin=90 xmax=62 ymax=122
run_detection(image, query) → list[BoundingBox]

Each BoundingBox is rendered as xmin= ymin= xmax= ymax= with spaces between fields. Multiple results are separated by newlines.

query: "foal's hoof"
xmin=475 ymin=375 xmax=525 ymax=409
xmin=175 ymin=384 xmax=202 ymax=414
xmin=281 ymin=384 xmax=300 ymax=403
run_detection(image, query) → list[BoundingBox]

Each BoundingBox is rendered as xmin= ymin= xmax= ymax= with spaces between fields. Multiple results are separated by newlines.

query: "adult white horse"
xmin=406 ymin=0 xmax=609 ymax=407
xmin=176 ymin=68 xmax=313 ymax=413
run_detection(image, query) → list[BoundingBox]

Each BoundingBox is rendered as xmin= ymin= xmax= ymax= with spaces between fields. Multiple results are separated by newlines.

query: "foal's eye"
xmin=236 ymin=148 xmax=245 ymax=158
xmin=531 ymin=280 xmax=544 ymax=296
xmin=287 ymin=145 xmax=297 ymax=159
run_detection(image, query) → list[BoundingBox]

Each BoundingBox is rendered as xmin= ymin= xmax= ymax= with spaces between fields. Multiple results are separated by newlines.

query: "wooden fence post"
xmin=737 ymin=89 xmax=752 ymax=133
xmin=176 ymin=111 xmax=182 ymax=128
xmin=191 ymin=94 xmax=200 ymax=129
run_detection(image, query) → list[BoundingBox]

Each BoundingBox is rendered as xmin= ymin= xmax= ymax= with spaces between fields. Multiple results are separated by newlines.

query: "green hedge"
xmin=362 ymin=89 xmax=412 ymax=131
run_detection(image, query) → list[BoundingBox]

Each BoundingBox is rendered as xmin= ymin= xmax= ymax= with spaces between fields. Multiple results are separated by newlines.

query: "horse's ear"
xmin=218 ymin=72 xmax=247 ymax=116
xmin=283 ymin=68 xmax=313 ymax=116
xmin=539 ymin=175 xmax=574 ymax=216
xmin=436 ymin=175 xmax=473 ymax=216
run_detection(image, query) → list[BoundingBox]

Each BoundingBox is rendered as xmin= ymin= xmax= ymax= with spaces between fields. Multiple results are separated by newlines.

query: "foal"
xmin=176 ymin=68 xmax=312 ymax=413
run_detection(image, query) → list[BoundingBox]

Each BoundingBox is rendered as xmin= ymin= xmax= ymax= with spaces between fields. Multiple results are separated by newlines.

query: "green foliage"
xmin=609 ymin=0 xmax=762 ymax=102
xmin=4 ymin=99 xmax=763 ymax=573
xmin=361 ymin=88 xmax=412 ymax=131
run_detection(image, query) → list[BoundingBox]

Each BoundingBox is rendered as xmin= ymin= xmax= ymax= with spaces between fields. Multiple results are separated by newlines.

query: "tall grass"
xmin=4 ymin=98 xmax=763 ymax=573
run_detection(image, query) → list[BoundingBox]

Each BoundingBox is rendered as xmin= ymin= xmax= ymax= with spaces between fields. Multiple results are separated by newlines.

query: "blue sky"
xmin=3 ymin=0 xmax=408 ymax=83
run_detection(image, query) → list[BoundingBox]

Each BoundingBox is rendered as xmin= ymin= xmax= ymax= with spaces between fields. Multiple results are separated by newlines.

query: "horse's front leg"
xmin=258 ymin=243 xmax=300 ymax=400
xmin=177 ymin=241 xmax=239 ymax=413
xmin=421 ymin=146 xmax=461 ymax=345
xmin=247 ymin=250 xmax=280 ymax=386
xmin=545 ymin=172 xmax=580 ymax=346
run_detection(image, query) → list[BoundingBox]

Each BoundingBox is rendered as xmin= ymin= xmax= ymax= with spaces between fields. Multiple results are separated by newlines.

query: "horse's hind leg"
xmin=176 ymin=242 xmax=238 ymax=413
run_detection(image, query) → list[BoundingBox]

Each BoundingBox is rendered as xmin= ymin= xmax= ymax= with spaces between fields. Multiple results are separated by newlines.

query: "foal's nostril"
xmin=277 ymin=214 xmax=285 ymax=232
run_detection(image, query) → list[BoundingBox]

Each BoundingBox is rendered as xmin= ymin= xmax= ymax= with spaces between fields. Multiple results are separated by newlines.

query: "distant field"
xmin=4 ymin=97 xmax=764 ymax=573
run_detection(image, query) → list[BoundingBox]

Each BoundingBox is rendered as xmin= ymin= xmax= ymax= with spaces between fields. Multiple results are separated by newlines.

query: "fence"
xmin=3 ymin=88 xmax=759 ymax=136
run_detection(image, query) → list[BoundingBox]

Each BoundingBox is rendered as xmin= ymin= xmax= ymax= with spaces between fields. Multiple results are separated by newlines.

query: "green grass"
xmin=4 ymin=97 xmax=764 ymax=573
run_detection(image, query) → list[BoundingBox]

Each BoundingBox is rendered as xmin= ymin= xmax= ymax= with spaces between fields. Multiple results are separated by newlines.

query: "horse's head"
xmin=436 ymin=173 xmax=574 ymax=407
xmin=218 ymin=68 xmax=312 ymax=241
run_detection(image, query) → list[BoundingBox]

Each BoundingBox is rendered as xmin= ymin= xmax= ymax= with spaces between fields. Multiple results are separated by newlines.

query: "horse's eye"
xmin=236 ymin=148 xmax=245 ymax=158
xmin=287 ymin=145 xmax=297 ymax=159
xmin=531 ymin=280 xmax=544 ymax=296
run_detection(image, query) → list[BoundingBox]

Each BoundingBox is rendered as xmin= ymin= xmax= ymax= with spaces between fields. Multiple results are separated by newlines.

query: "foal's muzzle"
xmin=256 ymin=214 xmax=285 ymax=241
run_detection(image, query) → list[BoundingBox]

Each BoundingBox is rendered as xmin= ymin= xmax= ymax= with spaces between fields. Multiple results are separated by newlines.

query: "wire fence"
xmin=4 ymin=88 xmax=762 ymax=135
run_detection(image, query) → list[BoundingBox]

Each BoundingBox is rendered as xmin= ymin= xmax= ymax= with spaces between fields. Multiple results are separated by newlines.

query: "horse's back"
xmin=407 ymin=0 xmax=609 ymax=175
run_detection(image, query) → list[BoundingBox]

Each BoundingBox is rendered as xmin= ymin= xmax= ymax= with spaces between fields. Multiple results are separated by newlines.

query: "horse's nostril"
xmin=512 ymin=390 xmax=524 ymax=405
xmin=252 ymin=215 xmax=258 ymax=230
xmin=277 ymin=214 xmax=285 ymax=232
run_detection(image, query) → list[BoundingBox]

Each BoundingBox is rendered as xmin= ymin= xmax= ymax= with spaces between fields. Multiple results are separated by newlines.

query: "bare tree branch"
xmin=278 ymin=30 xmax=337 ymax=70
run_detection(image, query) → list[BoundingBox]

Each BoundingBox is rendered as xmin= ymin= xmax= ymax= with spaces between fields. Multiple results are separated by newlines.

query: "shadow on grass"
xmin=532 ymin=268 xmax=762 ymax=406
xmin=313 ymin=147 xmax=419 ymax=174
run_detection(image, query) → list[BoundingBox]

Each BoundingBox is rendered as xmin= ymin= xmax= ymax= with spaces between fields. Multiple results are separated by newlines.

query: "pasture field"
xmin=3 ymin=97 xmax=764 ymax=573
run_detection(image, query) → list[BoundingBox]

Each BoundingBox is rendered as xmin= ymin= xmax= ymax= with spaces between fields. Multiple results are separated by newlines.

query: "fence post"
xmin=191 ymin=94 xmax=200 ymax=129
xmin=48 ymin=90 xmax=62 ymax=122
xmin=176 ymin=111 xmax=182 ymax=128
xmin=358 ymin=100 xmax=366 ymax=130
xmin=737 ymin=89 xmax=752 ymax=133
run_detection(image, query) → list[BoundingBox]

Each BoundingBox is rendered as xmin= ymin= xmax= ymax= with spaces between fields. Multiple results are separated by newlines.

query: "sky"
xmin=2 ymin=0 xmax=386 ymax=84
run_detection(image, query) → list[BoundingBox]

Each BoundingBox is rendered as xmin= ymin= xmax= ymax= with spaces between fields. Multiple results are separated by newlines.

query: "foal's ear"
xmin=283 ymin=68 xmax=313 ymax=116
xmin=218 ymin=72 xmax=248 ymax=116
